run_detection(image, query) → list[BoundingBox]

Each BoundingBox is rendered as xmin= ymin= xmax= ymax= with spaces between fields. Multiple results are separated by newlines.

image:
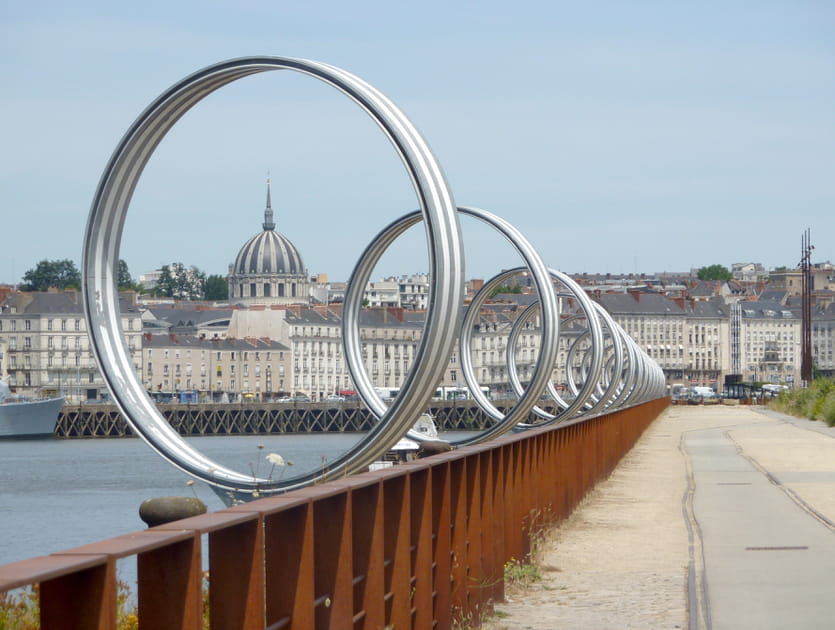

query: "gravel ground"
xmin=479 ymin=405 xmax=771 ymax=630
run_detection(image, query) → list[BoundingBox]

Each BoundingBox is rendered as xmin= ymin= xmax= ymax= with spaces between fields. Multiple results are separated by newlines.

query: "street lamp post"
xmin=800 ymin=228 xmax=814 ymax=385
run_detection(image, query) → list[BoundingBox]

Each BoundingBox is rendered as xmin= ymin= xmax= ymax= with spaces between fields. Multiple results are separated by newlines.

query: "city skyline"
xmin=3 ymin=2 xmax=833 ymax=286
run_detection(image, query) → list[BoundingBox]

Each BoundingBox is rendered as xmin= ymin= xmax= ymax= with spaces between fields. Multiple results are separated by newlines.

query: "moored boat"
xmin=0 ymin=380 xmax=64 ymax=439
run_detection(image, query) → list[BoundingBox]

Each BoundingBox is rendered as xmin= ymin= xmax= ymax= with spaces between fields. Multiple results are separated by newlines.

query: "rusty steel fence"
xmin=0 ymin=397 xmax=668 ymax=630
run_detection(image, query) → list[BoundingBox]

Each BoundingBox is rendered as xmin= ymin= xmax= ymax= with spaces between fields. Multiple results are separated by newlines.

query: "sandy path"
xmin=481 ymin=405 xmax=769 ymax=630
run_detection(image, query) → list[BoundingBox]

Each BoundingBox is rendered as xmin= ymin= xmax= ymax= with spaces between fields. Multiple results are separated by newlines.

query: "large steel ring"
xmin=82 ymin=57 xmax=465 ymax=496
xmin=342 ymin=206 xmax=559 ymax=446
xmin=498 ymin=269 xmax=604 ymax=426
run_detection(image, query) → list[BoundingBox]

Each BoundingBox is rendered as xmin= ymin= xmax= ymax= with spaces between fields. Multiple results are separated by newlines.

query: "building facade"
xmin=0 ymin=291 xmax=143 ymax=401
xmin=595 ymin=293 xmax=730 ymax=389
xmin=143 ymin=334 xmax=291 ymax=400
xmin=736 ymin=301 xmax=801 ymax=385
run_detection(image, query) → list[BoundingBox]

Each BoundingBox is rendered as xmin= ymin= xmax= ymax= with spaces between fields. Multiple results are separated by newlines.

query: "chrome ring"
xmin=82 ymin=57 xmax=464 ymax=496
xmin=342 ymin=206 xmax=559 ymax=446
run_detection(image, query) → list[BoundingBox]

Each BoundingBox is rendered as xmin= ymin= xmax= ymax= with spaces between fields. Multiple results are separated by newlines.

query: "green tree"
xmin=19 ymin=259 xmax=81 ymax=291
xmin=489 ymin=284 xmax=522 ymax=299
xmin=154 ymin=263 xmax=206 ymax=299
xmin=117 ymin=259 xmax=142 ymax=291
xmin=204 ymin=274 xmax=228 ymax=301
xmin=696 ymin=264 xmax=732 ymax=281
xmin=154 ymin=265 xmax=175 ymax=297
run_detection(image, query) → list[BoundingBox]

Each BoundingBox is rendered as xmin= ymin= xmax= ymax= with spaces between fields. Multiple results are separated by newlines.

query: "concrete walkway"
xmin=482 ymin=404 xmax=835 ymax=630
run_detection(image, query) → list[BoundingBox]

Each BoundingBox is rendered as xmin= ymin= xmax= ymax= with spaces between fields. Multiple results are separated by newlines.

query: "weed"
xmin=503 ymin=556 xmax=542 ymax=587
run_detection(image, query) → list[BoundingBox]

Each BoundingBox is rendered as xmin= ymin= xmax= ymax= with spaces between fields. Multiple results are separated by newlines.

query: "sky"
xmin=2 ymin=1 xmax=834 ymax=286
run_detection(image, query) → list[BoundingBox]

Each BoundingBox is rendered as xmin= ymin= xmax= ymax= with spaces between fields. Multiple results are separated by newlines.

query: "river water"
xmin=0 ymin=432 xmax=381 ymax=567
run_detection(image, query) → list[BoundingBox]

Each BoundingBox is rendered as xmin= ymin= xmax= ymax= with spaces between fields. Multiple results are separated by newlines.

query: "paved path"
xmin=482 ymin=404 xmax=835 ymax=630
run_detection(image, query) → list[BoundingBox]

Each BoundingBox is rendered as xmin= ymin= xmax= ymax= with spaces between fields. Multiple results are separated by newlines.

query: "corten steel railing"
xmin=0 ymin=397 xmax=668 ymax=630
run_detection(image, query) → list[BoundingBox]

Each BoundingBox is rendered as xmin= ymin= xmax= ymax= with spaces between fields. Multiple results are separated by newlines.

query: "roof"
xmin=1 ymin=291 xmax=139 ymax=315
xmin=143 ymin=334 xmax=289 ymax=351
xmin=739 ymin=300 xmax=798 ymax=320
xmin=231 ymin=181 xmax=305 ymax=277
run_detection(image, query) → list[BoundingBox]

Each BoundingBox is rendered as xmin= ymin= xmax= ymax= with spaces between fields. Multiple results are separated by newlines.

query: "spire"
xmin=263 ymin=174 xmax=275 ymax=231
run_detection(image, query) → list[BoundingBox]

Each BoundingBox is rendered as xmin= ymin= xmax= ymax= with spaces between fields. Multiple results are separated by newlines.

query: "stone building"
xmin=734 ymin=301 xmax=801 ymax=385
xmin=595 ymin=292 xmax=731 ymax=389
xmin=812 ymin=303 xmax=835 ymax=378
xmin=142 ymin=334 xmax=290 ymax=400
xmin=0 ymin=291 xmax=142 ymax=400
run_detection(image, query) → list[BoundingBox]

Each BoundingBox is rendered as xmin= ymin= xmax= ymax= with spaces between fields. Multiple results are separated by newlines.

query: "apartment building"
xmin=0 ymin=291 xmax=143 ymax=400
xmin=595 ymin=292 xmax=730 ymax=388
xmin=143 ymin=334 xmax=291 ymax=399
xmin=812 ymin=304 xmax=835 ymax=378
xmin=733 ymin=301 xmax=801 ymax=385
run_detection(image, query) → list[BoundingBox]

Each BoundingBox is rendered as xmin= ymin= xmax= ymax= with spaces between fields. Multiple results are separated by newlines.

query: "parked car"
xmin=692 ymin=386 xmax=717 ymax=399
xmin=325 ymin=394 xmax=345 ymax=402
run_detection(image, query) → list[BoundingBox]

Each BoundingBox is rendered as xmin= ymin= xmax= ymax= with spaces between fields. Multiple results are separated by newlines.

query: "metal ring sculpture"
xmin=342 ymin=207 xmax=560 ymax=446
xmin=83 ymin=57 xmax=667 ymax=502
xmin=83 ymin=57 xmax=465 ymax=496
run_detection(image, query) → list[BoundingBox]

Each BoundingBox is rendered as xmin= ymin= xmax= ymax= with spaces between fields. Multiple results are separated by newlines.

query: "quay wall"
xmin=56 ymin=400 xmax=540 ymax=438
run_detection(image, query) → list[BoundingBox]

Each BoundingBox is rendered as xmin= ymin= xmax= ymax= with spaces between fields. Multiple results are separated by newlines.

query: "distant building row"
xmin=1 ymin=278 xmax=834 ymax=402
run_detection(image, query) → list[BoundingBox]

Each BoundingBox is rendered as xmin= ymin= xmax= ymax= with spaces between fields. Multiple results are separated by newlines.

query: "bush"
xmin=820 ymin=390 xmax=835 ymax=427
xmin=771 ymin=378 xmax=835 ymax=425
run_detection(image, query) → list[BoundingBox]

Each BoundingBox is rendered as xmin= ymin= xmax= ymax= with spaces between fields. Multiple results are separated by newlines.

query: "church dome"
xmin=227 ymin=179 xmax=310 ymax=306
xmin=233 ymin=228 xmax=305 ymax=276
xmin=233 ymin=181 xmax=305 ymax=275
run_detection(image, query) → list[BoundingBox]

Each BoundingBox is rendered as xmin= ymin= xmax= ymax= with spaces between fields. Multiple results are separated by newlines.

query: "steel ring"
xmin=82 ymin=57 xmax=464 ymax=497
xmin=343 ymin=206 xmax=559 ymax=446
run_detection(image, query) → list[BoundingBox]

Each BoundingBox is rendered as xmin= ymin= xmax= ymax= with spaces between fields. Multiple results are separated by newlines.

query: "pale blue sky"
xmin=2 ymin=1 xmax=833 ymax=285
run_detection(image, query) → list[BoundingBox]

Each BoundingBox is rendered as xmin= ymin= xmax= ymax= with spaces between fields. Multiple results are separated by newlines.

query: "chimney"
xmin=386 ymin=306 xmax=405 ymax=322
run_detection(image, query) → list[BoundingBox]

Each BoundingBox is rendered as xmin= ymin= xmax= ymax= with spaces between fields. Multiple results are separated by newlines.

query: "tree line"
xmin=12 ymin=259 xmax=743 ymax=300
xmin=17 ymin=259 xmax=229 ymax=300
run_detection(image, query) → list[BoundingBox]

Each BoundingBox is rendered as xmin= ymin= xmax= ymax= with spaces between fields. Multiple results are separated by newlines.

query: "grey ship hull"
xmin=0 ymin=396 xmax=64 ymax=438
